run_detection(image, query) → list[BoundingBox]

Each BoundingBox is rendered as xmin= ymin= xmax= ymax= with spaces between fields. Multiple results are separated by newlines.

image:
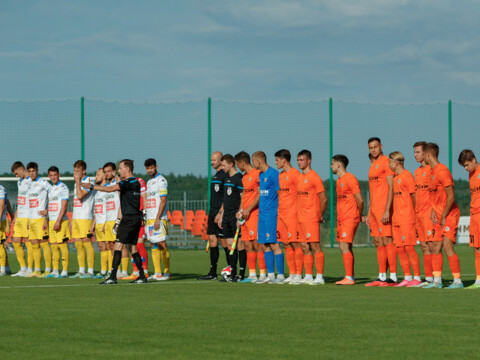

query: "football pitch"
xmin=1 ymin=246 xmax=479 ymax=360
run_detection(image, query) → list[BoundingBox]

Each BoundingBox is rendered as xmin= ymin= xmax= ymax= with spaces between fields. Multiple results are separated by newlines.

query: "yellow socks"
xmin=121 ymin=257 xmax=129 ymax=272
xmin=0 ymin=244 xmax=6 ymax=267
xmin=32 ymin=243 xmax=42 ymax=271
xmin=40 ymin=242 xmax=52 ymax=271
xmin=83 ymin=242 xmax=95 ymax=271
xmin=152 ymin=248 xmax=161 ymax=274
xmin=13 ymin=242 xmax=26 ymax=268
xmin=161 ymin=248 xmax=170 ymax=274
xmin=25 ymin=241 xmax=34 ymax=269
xmin=101 ymin=250 xmax=109 ymax=273
xmin=75 ymin=241 xmax=85 ymax=272
xmin=51 ymin=244 xmax=60 ymax=271
xmin=58 ymin=243 xmax=69 ymax=272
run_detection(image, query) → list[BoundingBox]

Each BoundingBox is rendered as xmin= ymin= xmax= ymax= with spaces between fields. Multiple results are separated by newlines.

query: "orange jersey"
xmin=297 ymin=170 xmax=325 ymax=223
xmin=469 ymin=166 xmax=480 ymax=215
xmin=392 ymin=170 xmax=416 ymax=225
xmin=278 ymin=167 xmax=300 ymax=218
xmin=429 ymin=163 xmax=460 ymax=218
xmin=414 ymin=165 xmax=432 ymax=214
xmin=368 ymin=155 xmax=395 ymax=213
xmin=242 ymin=168 xmax=260 ymax=216
xmin=336 ymin=172 xmax=361 ymax=222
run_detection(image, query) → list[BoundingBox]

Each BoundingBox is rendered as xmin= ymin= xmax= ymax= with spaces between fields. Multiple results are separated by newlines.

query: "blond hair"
xmin=389 ymin=151 xmax=404 ymax=164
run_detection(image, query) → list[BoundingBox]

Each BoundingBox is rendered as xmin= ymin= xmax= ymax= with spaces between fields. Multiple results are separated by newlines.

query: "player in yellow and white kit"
xmin=103 ymin=162 xmax=124 ymax=277
xmin=70 ymin=160 xmax=96 ymax=278
xmin=10 ymin=162 xmax=31 ymax=277
xmin=44 ymin=166 xmax=70 ymax=278
xmin=25 ymin=162 xmax=52 ymax=278
xmin=0 ymin=183 xmax=15 ymax=275
xmin=91 ymin=168 xmax=109 ymax=278
xmin=145 ymin=158 xmax=170 ymax=281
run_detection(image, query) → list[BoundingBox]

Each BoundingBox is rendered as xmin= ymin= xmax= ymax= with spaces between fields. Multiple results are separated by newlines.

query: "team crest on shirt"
xmin=264 ymin=178 xmax=267 ymax=182
xmin=427 ymin=230 xmax=432 ymax=235
xmin=214 ymin=184 xmax=219 ymax=192
xmin=376 ymin=164 xmax=379 ymax=168
xmin=402 ymin=235 xmax=405 ymax=240
xmin=432 ymin=176 xmax=435 ymax=180
xmin=379 ymin=227 xmax=382 ymax=232
xmin=249 ymin=177 xmax=252 ymax=181
xmin=266 ymin=233 xmax=270 ymax=238
xmin=477 ymin=174 xmax=480 ymax=178
xmin=340 ymin=183 xmax=344 ymax=187
xmin=306 ymin=233 xmax=311 ymax=238
xmin=227 ymin=187 xmax=232 ymax=195
xmin=445 ymin=226 xmax=450 ymax=232
xmin=304 ymin=179 xmax=307 ymax=183
xmin=342 ymin=232 xmax=347 ymax=238
xmin=423 ymin=172 xmax=426 ymax=177
xmin=249 ymin=231 xmax=254 ymax=235
xmin=286 ymin=176 xmax=288 ymax=180
xmin=398 ymin=179 xmax=401 ymax=184
xmin=287 ymin=232 xmax=291 ymax=237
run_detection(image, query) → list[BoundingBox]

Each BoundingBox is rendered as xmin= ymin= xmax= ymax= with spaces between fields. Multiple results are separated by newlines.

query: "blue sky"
xmin=2 ymin=0 xmax=480 ymax=102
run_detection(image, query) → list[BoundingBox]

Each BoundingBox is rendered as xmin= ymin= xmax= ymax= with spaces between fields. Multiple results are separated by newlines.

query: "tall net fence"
xmin=0 ymin=97 xmax=477 ymax=247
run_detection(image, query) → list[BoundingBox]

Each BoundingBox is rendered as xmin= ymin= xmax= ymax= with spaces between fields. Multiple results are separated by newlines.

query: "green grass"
xmin=1 ymin=245 xmax=479 ymax=359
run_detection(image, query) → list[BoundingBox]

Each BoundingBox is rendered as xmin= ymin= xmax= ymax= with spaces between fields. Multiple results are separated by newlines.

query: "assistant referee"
xmin=82 ymin=159 xmax=147 ymax=284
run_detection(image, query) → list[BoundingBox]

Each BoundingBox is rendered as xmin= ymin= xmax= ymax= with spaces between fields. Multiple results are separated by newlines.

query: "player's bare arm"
xmin=154 ymin=196 xmax=167 ymax=231
xmin=241 ymin=189 xmax=259 ymax=220
xmin=318 ymin=191 xmax=327 ymax=222
xmin=82 ymin=183 xmax=120 ymax=192
xmin=410 ymin=192 xmax=416 ymax=212
xmin=54 ymin=199 xmax=68 ymax=231
xmin=6 ymin=200 xmax=14 ymax=219
xmin=354 ymin=192 xmax=364 ymax=216
xmin=236 ymin=192 xmax=244 ymax=227
xmin=381 ymin=174 xmax=394 ymax=224
xmin=440 ymin=185 xmax=455 ymax=227
xmin=75 ymin=173 xmax=90 ymax=199
xmin=215 ymin=204 xmax=224 ymax=226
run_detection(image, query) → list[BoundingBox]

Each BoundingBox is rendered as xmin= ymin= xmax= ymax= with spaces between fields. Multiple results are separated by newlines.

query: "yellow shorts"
xmin=95 ymin=223 xmax=106 ymax=242
xmin=29 ymin=218 xmax=49 ymax=240
xmin=72 ymin=219 xmax=93 ymax=239
xmin=0 ymin=219 xmax=6 ymax=241
xmin=49 ymin=220 xmax=70 ymax=244
xmin=104 ymin=220 xmax=117 ymax=242
xmin=13 ymin=217 xmax=29 ymax=238
xmin=145 ymin=219 xmax=169 ymax=243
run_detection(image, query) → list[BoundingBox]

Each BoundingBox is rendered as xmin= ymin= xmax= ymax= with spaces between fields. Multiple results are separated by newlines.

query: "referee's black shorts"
xmin=222 ymin=210 xmax=239 ymax=239
xmin=207 ymin=208 xmax=223 ymax=238
xmin=117 ymin=214 xmax=142 ymax=245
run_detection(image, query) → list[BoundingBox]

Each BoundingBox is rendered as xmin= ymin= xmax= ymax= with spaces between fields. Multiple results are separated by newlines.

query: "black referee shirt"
xmin=223 ymin=172 xmax=243 ymax=211
xmin=118 ymin=177 xmax=141 ymax=216
xmin=210 ymin=169 xmax=226 ymax=210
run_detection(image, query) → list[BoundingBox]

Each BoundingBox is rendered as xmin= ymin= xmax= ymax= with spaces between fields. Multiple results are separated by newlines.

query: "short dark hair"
xmin=74 ymin=160 xmax=87 ymax=170
xmin=144 ymin=158 xmax=156 ymax=167
xmin=48 ymin=166 xmax=59 ymax=173
xmin=368 ymin=137 xmax=381 ymax=144
xmin=221 ymin=154 xmax=235 ymax=165
xmin=458 ymin=149 xmax=476 ymax=165
xmin=11 ymin=161 xmax=25 ymax=173
xmin=120 ymin=159 xmax=134 ymax=172
xmin=332 ymin=154 xmax=349 ymax=168
xmin=103 ymin=162 xmax=116 ymax=171
xmin=424 ymin=143 xmax=439 ymax=158
xmin=413 ymin=141 xmax=427 ymax=150
xmin=298 ymin=149 xmax=311 ymax=160
xmin=234 ymin=151 xmax=250 ymax=164
xmin=275 ymin=149 xmax=291 ymax=162
xmin=26 ymin=162 xmax=38 ymax=170
xmin=252 ymin=151 xmax=266 ymax=162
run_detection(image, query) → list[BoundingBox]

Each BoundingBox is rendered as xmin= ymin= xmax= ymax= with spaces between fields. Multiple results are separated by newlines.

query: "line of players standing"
xmin=0 ymin=159 xmax=171 ymax=281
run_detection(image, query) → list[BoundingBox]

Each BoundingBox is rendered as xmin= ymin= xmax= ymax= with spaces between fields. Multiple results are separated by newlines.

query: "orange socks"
xmin=377 ymin=246 xmax=387 ymax=273
xmin=315 ymin=251 xmax=324 ymax=275
xmin=432 ymin=253 xmax=443 ymax=277
xmin=405 ymin=245 xmax=420 ymax=277
xmin=285 ymin=247 xmax=296 ymax=276
xmin=342 ymin=252 xmax=354 ymax=277
xmin=294 ymin=247 xmax=303 ymax=275
xmin=304 ymin=254 xmax=314 ymax=275
xmin=386 ymin=243 xmax=397 ymax=273
xmin=447 ymin=254 xmax=461 ymax=279
xmin=396 ymin=246 xmax=411 ymax=276
xmin=423 ymin=254 xmax=433 ymax=278
xmin=475 ymin=252 xmax=480 ymax=280
xmin=247 ymin=252 xmax=257 ymax=274
xmin=257 ymin=251 xmax=266 ymax=275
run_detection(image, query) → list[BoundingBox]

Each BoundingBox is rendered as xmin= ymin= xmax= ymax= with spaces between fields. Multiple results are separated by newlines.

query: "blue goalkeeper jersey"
xmin=259 ymin=167 xmax=279 ymax=219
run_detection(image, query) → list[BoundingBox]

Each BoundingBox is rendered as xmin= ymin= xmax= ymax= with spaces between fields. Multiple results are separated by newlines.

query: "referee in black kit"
xmin=82 ymin=159 xmax=147 ymax=285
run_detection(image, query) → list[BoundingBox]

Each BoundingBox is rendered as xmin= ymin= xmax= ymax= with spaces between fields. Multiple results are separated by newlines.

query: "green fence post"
xmin=329 ymin=98 xmax=334 ymax=248
xmin=81 ymin=97 xmax=85 ymax=161
xmin=207 ymin=97 xmax=212 ymax=211
xmin=448 ymin=100 xmax=452 ymax=172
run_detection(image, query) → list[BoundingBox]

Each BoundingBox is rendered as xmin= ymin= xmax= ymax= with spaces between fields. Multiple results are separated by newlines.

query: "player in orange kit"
xmin=388 ymin=152 xmax=422 ymax=287
xmin=275 ymin=149 xmax=302 ymax=284
xmin=295 ymin=150 xmax=327 ymax=285
xmin=458 ymin=149 xmax=480 ymax=289
xmin=364 ymin=138 xmax=397 ymax=286
xmin=424 ymin=143 xmax=462 ymax=289
xmin=413 ymin=142 xmax=435 ymax=287
xmin=331 ymin=155 xmax=363 ymax=285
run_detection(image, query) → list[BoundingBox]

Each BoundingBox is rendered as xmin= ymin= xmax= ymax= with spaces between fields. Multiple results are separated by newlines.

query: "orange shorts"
xmin=277 ymin=217 xmax=298 ymax=243
xmin=369 ymin=209 xmax=392 ymax=237
xmin=469 ymin=213 xmax=480 ymax=248
xmin=336 ymin=220 xmax=359 ymax=244
xmin=241 ymin=213 xmax=258 ymax=241
xmin=432 ymin=212 xmax=459 ymax=242
xmin=415 ymin=211 xmax=434 ymax=242
xmin=393 ymin=224 xmax=416 ymax=246
xmin=298 ymin=222 xmax=319 ymax=243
